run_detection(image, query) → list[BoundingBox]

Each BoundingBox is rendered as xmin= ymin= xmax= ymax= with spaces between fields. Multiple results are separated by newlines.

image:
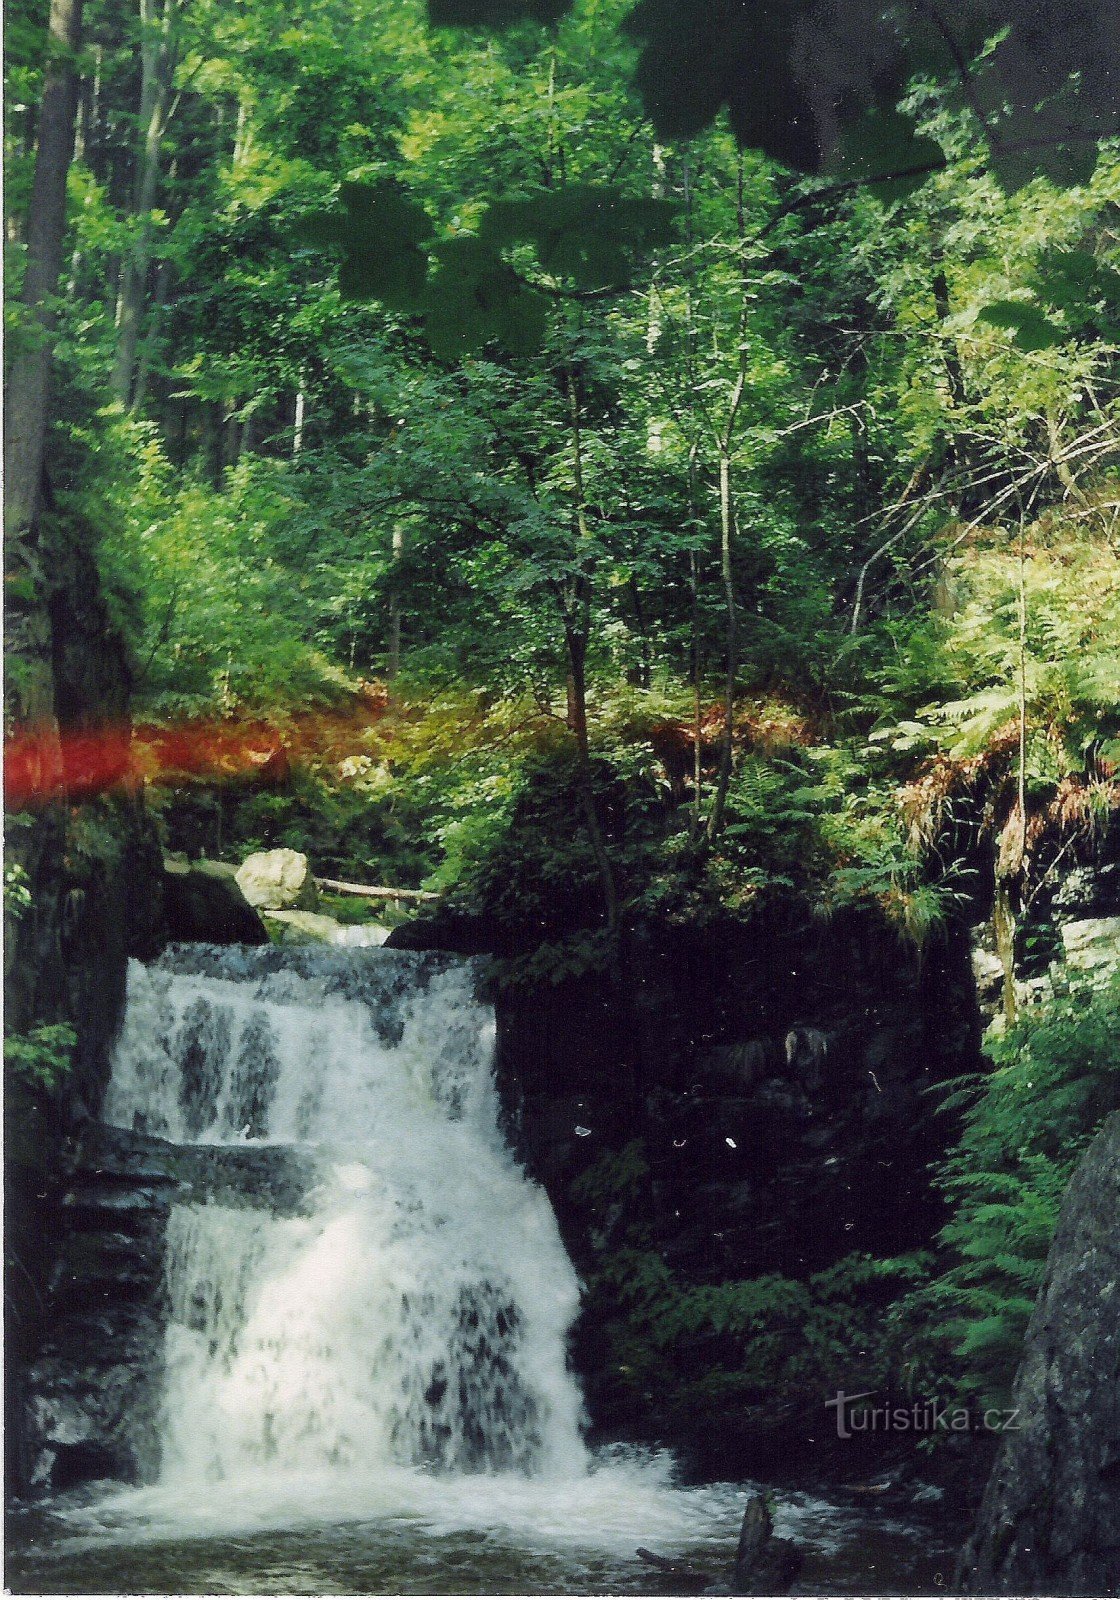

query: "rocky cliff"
xmin=5 ymin=509 xmax=164 ymax=1494
xmin=958 ymin=1113 xmax=1120 ymax=1595
xmin=390 ymin=895 xmax=984 ymax=1473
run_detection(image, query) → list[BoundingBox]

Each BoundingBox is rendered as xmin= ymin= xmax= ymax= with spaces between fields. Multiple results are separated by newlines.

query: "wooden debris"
xmin=315 ymin=877 xmax=439 ymax=902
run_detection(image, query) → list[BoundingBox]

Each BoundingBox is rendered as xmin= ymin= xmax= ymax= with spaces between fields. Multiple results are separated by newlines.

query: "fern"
xmin=900 ymin=974 xmax=1120 ymax=1410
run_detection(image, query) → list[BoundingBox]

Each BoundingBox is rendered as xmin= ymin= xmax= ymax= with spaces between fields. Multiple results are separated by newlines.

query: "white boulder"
xmin=235 ymin=848 xmax=319 ymax=911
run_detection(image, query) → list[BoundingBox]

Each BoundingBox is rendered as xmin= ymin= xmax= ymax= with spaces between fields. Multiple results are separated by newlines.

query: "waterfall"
xmin=104 ymin=945 xmax=587 ymax=1488
xmin=19 ymin=944 xmax=942 ymax=1591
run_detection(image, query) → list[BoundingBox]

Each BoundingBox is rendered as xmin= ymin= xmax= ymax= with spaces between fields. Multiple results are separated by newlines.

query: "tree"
xmin=110 ymin=0 xmax=182 ymax=406
xmin=4 ymin=0 xmax=86 ymax=536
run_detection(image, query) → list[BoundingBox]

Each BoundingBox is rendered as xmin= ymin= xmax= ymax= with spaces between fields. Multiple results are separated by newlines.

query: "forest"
xmin=4 ymin=0 xmax=1120 ymax=1594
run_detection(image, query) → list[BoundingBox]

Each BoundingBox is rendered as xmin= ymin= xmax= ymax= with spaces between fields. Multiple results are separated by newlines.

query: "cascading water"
xmin=103 ymin=944 xmax=587 ymax=1489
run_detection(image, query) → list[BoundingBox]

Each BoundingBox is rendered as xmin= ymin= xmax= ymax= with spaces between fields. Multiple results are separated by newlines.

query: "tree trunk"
xmin=707 ymin=447 xmax=738 ymax=839
xmin=563 ymin=365 xmax=619 ymax=936
xmin=645 ymin=141 xmax=666 ymax=454
xmin=932 ymin=264 xmax=969 ymax=412
xmin=292 ymin=380 xmax=306 ymax=456
xmin=110 ymin=0 xmax=177 ymax=407
xmin=223 ymin=404 xmax=241 ymax=472
xmin=992 ymin=882 xmax=1019 ymax=1026
xmin=627 ymin=575 xmax=652 ymax=689
xmin=705 ymin=153 xmax=748 ymax=841
xmin=130 ymin=254 xmax=171 ymax=412
xmin=387 ymin=523 xmax=404 ymax=682
xmin=680 ymin=154 xmax=704 ymax=838
xmin=565 ymin=629 xmax=619 ymax=932
xmin=4 ymin=0 xmax=86 ymax=536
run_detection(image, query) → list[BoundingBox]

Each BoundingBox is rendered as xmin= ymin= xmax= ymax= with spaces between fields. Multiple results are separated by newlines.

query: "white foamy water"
xmin=104 ymin=946 xmax=588 ymax=1492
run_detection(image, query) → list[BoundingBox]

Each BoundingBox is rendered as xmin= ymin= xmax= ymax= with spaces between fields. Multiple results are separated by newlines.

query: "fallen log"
xmin=315 ymin=877 xmax=439 ymax=903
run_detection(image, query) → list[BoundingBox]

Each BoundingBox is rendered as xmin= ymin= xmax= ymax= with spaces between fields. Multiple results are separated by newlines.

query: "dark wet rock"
xmin=385 ymin=909 xmax=496 ymax=955
xmin=162 ymin=864 xmax=268 ymax=945
xmin=27 ymin=1301 xmax=166 ymax=1489
xmin=730 ymin=1495 xmax=802 ymax=1595
xmin=957 ymin=1113 xmax=1120 ymax=1595
xmin=481 ymin=903 xmax=985 ymax=1474
xmin=5 ymin=513 xmax=167 ymax=1495
xmin=695 ymin=1039 xmax=777 ymax=1092
xmin=155 ymin=941 xmax=484 ymax=1051
xmin=22 ymin=1120 xmax=320 ymax=1493
xmin=67 ymin=1121 xmax=319 ymax=1219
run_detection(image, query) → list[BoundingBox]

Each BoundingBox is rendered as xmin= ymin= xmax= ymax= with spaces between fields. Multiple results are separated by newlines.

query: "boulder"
xmin=1061 ymin=917 xmax=1120 ymax=979
xmin=261 ymin=910 xmax=391 ymax=947
xmin=263 ymin=909 xmax=344 ymax=945
xmin=162 ymin=867 xmax=268 ymax=945
xmin=970 ymin=940 xmax=1005 ymax=997
xmin=957 ymin=1113 xmax=1120 ymax=1594
xmin=331 ymin=922 xmax=390 ymax=947
xmin=163 ymin=853 xmax=238 ymax=880
xmin=1051 ymin=862 xmax=1120 ymax=921
xmin=235 ymin=848 xmax=319 ymax=911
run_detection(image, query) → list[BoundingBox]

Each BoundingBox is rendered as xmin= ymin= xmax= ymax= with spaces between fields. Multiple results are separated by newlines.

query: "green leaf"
xmin=428 ymin=0 xmax=570 ymax=23
xmin=824 ymin=107 xmax=945 ymax=201
xmin=421 ymin=237 xmax=550 ymax=359
xmin=480 ymin=186 xmax=679 ymax=290
xmin=624 ymin=0 xmax=822 ymax=169
xmin=333 ymin=181 xmax=434 ymax=310
xmin=1031 ymin=247 xmax=1120 ymax=341
xmin=977 ymin=300 xmax=1064 ymax=351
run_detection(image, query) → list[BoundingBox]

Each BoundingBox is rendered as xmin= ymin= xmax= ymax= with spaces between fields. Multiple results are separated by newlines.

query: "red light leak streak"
xmin=4 ymin=700 xmax=389 ymax=808
xmin=5 ymin=724 xmax=135 ymax=806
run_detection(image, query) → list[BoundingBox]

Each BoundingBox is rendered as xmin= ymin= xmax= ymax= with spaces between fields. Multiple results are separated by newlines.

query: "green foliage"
xmin=977 ymin=300 xmax=1064 ymax=351
xmin=311 ymin=177 xmax=676 ymax=357
xmin=903 ymin=974 xmax=1120 ymax=1410
xmin=4 ymin=860 xmax=33 ymax=921
xmin=618 ymin=0 xmax=1116 ymax=192
xmin=5 ymin=1024 xmax=78 ymax=1094
xmin=429 ymin=0 xmax=569 ymax=22
xmin=570 ymin=1140 xmax=649 ymax=1211
xmin=157 ymin=762 xmax=439 ymax=887
xmin=313 ymin=179 xmax=433 ymax=305
xmin=587 ymin=1234 xmax=932 ymax=1416
xmin=933 ymin=529 xmax=1120 ymax=778
xmin=7 ymin=0 xmax=1120 ymax=1476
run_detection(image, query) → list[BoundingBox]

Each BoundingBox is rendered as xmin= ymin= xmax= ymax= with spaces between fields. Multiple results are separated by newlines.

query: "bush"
xmin=5 ymin=1024 xmax=78 ymax=1094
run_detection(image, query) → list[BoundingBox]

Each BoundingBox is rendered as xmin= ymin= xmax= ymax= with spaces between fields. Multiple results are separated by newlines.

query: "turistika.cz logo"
xmin=825 ymin=1390 xmax=1020 ymax=1439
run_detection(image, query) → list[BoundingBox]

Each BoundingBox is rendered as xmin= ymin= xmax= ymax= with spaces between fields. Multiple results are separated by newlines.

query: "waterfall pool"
xmin=8 ymin=1466 xmax=959 ymax=1594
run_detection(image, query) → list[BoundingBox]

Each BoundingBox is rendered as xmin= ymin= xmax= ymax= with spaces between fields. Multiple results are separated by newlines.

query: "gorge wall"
xmin=5 ymin=512 xmax=164 ymax=1494
xmin=390 ymin=896 xmax=985 ymax=1476
xmin=958 ymin=1112 xmax=1120 ymax=1595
